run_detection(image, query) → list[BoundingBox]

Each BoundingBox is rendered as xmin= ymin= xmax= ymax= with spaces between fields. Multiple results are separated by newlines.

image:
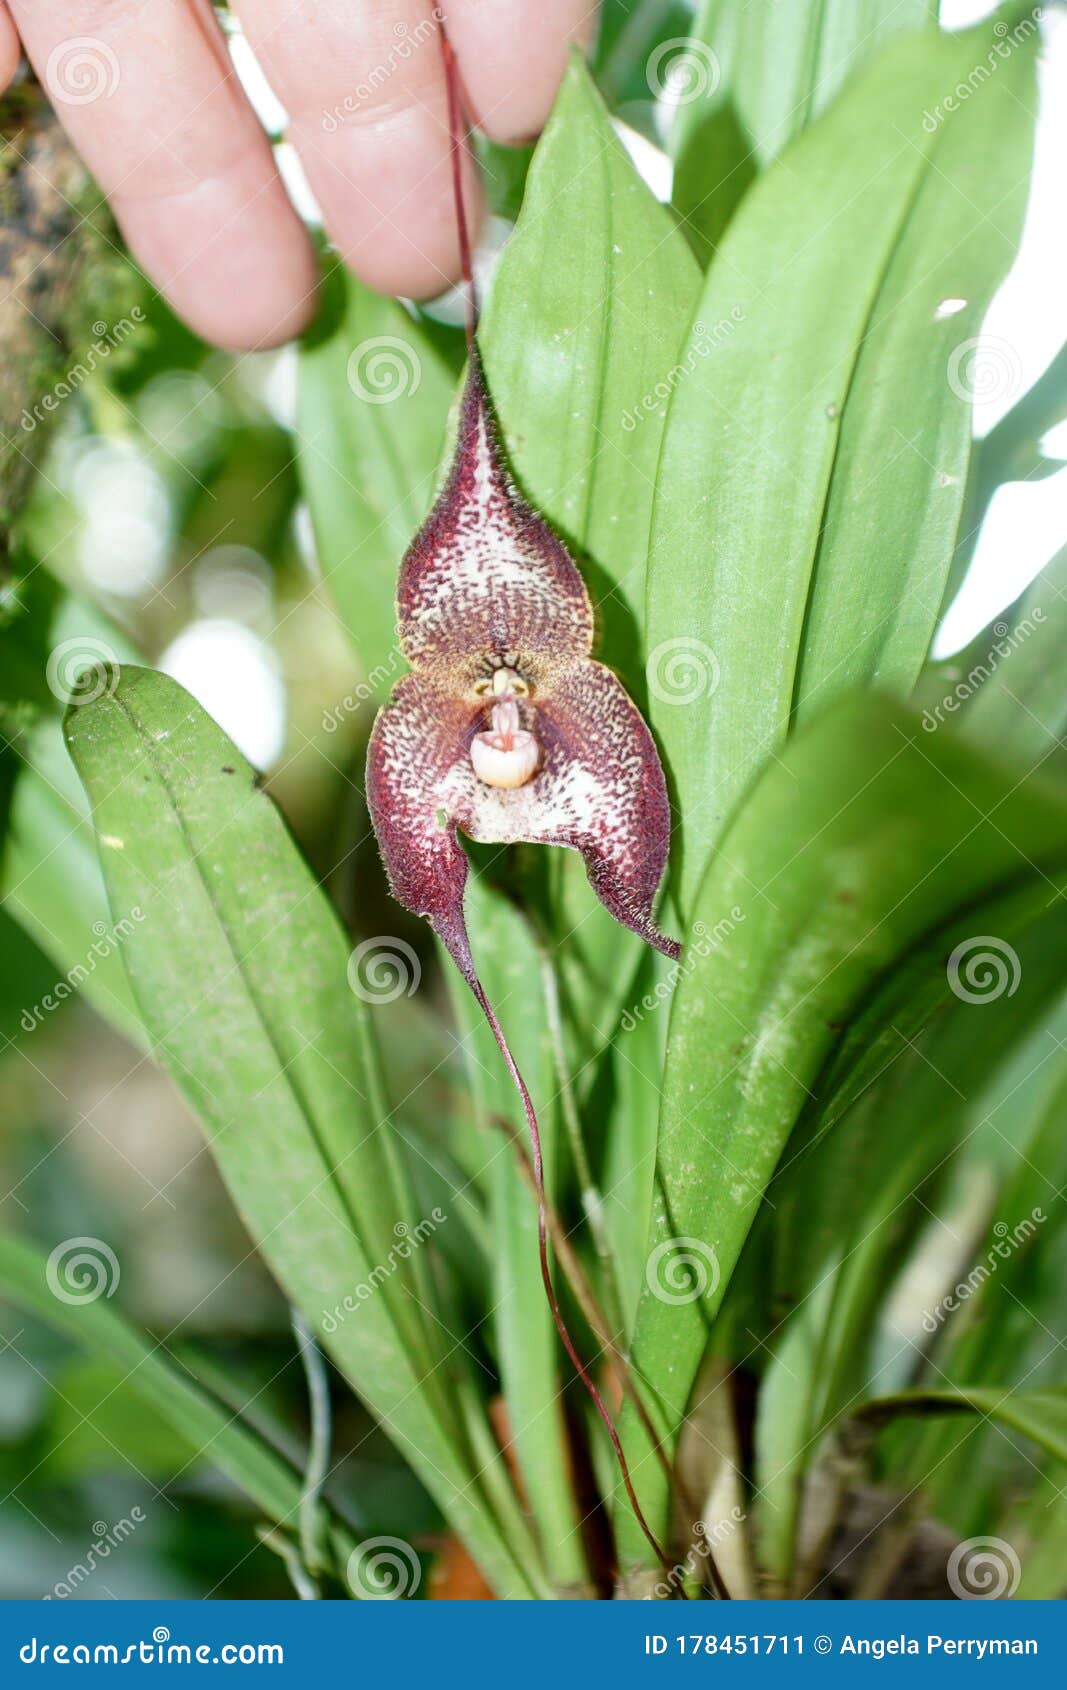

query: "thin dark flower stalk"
xmin=469 ymin=975 xmax=677 ymax=1578
xmin=536 ymin=942 xmax=627 ymax=1341
xmin=493 ymin=1108 xmax=731 ymax=1600
xmin=489 ymin=1111 xmax=683 ymax=1488
xmin=441 ymin=28 xmax=477 ymax=349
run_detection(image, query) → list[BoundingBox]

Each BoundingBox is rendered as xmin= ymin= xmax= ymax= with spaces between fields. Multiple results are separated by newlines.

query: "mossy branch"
xmin=0 ymin=78 xmax=142 ymax=562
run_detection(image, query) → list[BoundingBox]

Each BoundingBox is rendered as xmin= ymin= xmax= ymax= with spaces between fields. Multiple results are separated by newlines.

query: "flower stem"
xmin=469 ymin=978 xmax=680 ymax=1583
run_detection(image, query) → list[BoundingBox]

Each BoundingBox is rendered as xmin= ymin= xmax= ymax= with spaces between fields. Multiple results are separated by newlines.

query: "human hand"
xmin=0 ymin=2 xmax=595 ymax=349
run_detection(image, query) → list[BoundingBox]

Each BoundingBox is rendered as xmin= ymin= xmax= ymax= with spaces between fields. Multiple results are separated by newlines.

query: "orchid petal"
xmin=366 ymin=673 xmax=477 ymax=983
xmin=397 ymin=350 xmax=593 ymax=691
xmin=443 ymin=661 xmax=679 ymax=959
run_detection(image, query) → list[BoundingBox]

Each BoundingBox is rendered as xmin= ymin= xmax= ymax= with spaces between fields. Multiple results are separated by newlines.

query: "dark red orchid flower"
xmin=364 ymin=29 xmax=688 ymax=1584
xmin=366 ymin=344 xmax=680 ymax=993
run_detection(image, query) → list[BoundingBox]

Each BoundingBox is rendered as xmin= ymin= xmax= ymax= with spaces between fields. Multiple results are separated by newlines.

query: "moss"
xmin=1 ymin=82 xmax=149 ymax=555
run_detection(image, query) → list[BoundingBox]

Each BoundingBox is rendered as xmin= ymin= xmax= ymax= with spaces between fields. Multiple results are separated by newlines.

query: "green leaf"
xmin=602 ymin=948 xmax=673 ymax=1338
xmin=670 ymin=0 xmax=935 ymax=263
xmin=297 ymin=272 xmax=458 ymax=700
xmin=674 ymin=0 xmax=938 ymax=170
xmin=63 ymin=664 xmax=537 ymax=1598
xmin=0 ymin=1229 xmax=353 ymax=1563
xmin=792 ymin=31 xmax=1037 ymax=726
xmin=671 ymin=105 xmax=756 ymax=270
xmin=857 ymin=1385 xmax=1067 ymax=1469
xmin=593 ymin=0 xmax=697 ymax=110
xmin=647 ymin=16 xmax=1038 ymax=910
xmin=917 ymin=544 xmax=1067 ymax=770
xmin=1008 ymin=1470 xmax=1067 ymax=1598
xmin=971 ymin=337 xmax=1067 ymax=512
xmin=480 ymin=55 xmax=701 ymax=696
xmin=749 ymin=920 xmax=1067 ymax=1584
xmin=0 ymin=575 xmax=143 ymax=1042
xmin=45 ymin=1358 xmax=203 ymax=1479
xmin=615 ymin=692 xmax=1067 ymax=1566
xmin=937 ymin=335 xmax=1067 ymax=623
xmin=874 ymin=1053 xmax=1067 ymax=1530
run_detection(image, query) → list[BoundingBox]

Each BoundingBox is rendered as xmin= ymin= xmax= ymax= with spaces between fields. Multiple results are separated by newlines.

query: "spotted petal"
xmin=396 ymin=350 xmax=593 ymax=693
xmin=366 ymin=673 xmax=478 ymax=982
xmin=368 ymin=664 xmax=679 ymax=968
xmin=449 ymin=662 xmax=677 ymax=955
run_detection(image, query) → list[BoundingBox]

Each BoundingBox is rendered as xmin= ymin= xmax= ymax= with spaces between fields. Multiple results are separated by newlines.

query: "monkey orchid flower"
xmin=367 ymin=347 xmax=681 ymax=992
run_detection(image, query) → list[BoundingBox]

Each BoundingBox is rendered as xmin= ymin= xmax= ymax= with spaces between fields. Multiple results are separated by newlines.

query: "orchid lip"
xmin=471 ymin=729 xmax=539 ymax=788
xmin=471 ymin=675 xmax=540 ymax=788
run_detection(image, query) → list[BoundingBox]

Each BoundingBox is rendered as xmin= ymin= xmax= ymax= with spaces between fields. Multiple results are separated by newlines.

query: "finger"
xmin=7 ymin=0 xmax=318 ymax=349
xmin=0 ymin=5 xmax=21 ymax=91
xmin=443 ymin=0 xmax=596 ymax=143
xmin=229 ymin=0 xmax=482 ymax=302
